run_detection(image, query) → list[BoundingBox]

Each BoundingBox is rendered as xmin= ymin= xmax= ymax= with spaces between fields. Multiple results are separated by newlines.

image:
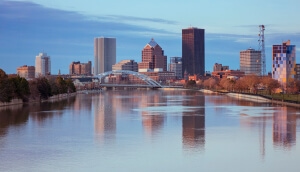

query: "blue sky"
xmin=1 ymin=0 xmax=300 ymax=74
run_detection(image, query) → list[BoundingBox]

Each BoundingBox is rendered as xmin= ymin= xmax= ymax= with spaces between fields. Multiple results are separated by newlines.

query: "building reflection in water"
xmin=182 ymin=91 xmax=205 ymax=151
xmin=94 ymin=91 xmax=116 ymax=144
xmin=142 ymin=112 xmax=164 ymax=136
xmin=140 ymin=91 xmax=165 ymax=137
xmin=73 ymin=94 xmax=92 ymax=115
xmin=273 ymin=106 xmax=296 ymax=149
xmin=236 ymin=104 xmax=297 ymax=158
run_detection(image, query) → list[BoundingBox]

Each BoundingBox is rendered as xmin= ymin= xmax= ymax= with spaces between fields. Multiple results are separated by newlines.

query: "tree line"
xmin=0 ymin=69 xmax=76 ymax=103
xmin=185 ymin=74 xmax=300 ymax=95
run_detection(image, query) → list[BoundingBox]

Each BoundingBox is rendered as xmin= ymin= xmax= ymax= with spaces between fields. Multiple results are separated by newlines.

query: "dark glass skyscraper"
xmin=182 ymin=28 xmax=205 ymax=77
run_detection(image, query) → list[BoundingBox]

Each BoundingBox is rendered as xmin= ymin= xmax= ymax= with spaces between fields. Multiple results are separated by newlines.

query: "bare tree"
xmin=286 ymin=78 xmax=299 ymax=94
xmin=234 ymin=78 xmax=248 ymax=93
xmin=261 ymin=76 xmax=280 ymax=95
xmin=241 ymin=75 xmax=260 ymax=94
xmin=203 ymin=77 xmax=218 ymax=90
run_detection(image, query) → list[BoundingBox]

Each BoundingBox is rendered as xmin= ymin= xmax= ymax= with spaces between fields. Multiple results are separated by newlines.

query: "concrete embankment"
xmin=225 ymin=92 xmax=300 ymax=108
xmin=226 ymin=93 xmax=271 ymax=103
xmin=159 ymin=87 xmax=188 ymax=91
xmin=199 ymin=89 xmax=218 ymax=94
xmin=0 ymin=99 xmax=23 ymax=107
xmin=43 ymin=93 xmax=77 ymax=102
xmin=199 ymin=89 xmax=296 ymax=105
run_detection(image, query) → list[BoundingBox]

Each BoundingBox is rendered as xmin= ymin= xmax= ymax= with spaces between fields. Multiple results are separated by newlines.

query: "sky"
xmin=1 ymin=0 xmax=300 ymax=74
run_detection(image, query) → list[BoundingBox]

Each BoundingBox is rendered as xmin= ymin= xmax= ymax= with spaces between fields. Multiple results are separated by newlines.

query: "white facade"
xmin=240 ymin=48 xmax=261 ymax=75
xmin=94 ymin=37 xmax=116 ymax=75
xmin=35 ymin=53 xmax=51 ymax=77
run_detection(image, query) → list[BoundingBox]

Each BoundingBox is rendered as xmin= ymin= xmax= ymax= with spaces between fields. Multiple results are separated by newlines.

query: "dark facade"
xmin=182 ymin=28 xmax=205 ymax=77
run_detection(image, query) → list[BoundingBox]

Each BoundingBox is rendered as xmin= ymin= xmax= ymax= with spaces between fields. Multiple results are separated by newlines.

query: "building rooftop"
xmin=147 ymin=38 xmax=158 ymax=48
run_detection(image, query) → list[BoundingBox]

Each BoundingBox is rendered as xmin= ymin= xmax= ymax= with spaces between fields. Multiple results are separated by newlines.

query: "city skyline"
xmin=1 ymin=0 xmax=300 ymax=74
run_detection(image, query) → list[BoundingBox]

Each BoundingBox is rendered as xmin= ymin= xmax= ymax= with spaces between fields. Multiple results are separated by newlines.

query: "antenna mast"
xmin=258 ymin=25 xmax=266 ymax=76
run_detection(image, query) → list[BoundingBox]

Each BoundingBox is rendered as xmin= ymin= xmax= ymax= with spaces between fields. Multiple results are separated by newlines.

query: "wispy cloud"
xmin=89 ymin=15 xmax=179 ymax=25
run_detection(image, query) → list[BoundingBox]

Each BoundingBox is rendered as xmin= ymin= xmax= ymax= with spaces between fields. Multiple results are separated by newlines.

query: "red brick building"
xmin=211 ymin=70 xmax=245 ymax=79
xmin=138 ymin=38 xmax=167 ymax=71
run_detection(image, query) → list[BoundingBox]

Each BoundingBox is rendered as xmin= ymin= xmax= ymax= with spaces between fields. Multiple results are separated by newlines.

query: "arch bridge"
xmin=97 ymin=70 xmax=162 ymax=89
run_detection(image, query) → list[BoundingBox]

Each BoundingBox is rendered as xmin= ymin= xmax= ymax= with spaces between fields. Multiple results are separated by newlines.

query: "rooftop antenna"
xmin=258 ymin=25 xmax=266 ymax=76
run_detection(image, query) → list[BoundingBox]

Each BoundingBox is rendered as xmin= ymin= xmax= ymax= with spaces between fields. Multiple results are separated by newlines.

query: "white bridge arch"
xmin=97 ymin=70 xmax=162 ymax=88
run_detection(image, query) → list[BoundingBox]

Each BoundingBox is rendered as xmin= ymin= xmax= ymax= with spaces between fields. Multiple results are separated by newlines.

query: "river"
xmin=0 ymin=89 xmax=299 ymax=171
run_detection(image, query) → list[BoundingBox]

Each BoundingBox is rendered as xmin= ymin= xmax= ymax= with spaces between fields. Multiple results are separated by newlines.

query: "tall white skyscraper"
xmin=35 ymin=52 xmax=51 ymax=77
xmin=94 ymin=37 xmax=116 ymax=75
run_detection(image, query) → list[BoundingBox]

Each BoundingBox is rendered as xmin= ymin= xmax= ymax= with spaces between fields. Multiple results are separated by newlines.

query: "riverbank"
xmin=199 ymin=89 xmax=300 ymax=108
xmin=227 ymin=92 xmax=300 ymax=107
xmin=0 ymin=92 xmax=77 ymax=107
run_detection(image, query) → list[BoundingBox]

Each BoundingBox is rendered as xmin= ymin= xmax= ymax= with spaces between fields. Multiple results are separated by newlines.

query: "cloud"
xmin=1 ymin=0 xmax=300 ymax=74
xmin=89 ymin=14 xmax=179 ymax=25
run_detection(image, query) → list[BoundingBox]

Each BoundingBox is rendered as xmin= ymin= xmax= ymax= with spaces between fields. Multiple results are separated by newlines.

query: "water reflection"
xmin=140 ymin=91 xmax=165 ymax=136
xmin=1 ymin=91 xmax=300 ymax=171
xmin=0 ymin=105 xmax=29 ymax=137
xmin=94 ymin=91 xmax=116 ymax=144
xmin=30 ymin=96 xmax=76 ymax=124
xmin=273 ymin=106 xmax=297 ymax=149
xmin=142 ymin=113 xmax=164 ymax=136
xmin=73 ymin=94 xmax=92 ymax=115
xmin=182 ymin=91 xmax=205 ymax=151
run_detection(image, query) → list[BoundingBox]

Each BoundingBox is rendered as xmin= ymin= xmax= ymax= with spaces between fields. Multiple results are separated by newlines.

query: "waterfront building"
xmin=182 ymin=27 xmax=205 ymax=77
xmin=69 ymin=61 xmax=92 ymax=76
xmin=138 ymin=38 xmax=167 ymax=71
xmin=169 ymin=57 xmax=182 ymax=79
xmin=211 ymin=70 xmax=245 ymax=79
xmin=17 ymin=65 xmax=35 ymax=79
xmin=35 ymin=52 xmax=51 ymax=77
xmin=240 ymin=48 xmax=261 ymax=75
xmin=94 ymin=37 xmax=116 ymax=75
xmin=213 ymin=63 xmax=229 ymax=72
xmin=72 ymin=77 xmax=100 ymax=90
xmin=272 ymin=40 xmax=296 ymax=88
xmin=112 ymin=60 xmax=138 ymax=72
xmin=295 ymin=64 xmax=300 ymax=80
xmin=140 ymin=71 xmax=175 ymax=83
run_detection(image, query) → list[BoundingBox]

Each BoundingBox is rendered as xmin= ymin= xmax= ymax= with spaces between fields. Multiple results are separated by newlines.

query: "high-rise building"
xmin=272 ymin=40 xmax=296 ymax=87
xmin=138 ymin=38 xmax=167 ymax=71
xmin=169 ymin=57 xmax=182 ymax=79
xmin=112 ymin=60 xmax=138 ymax=72
xmin=69 ymin=61 xmax=92 ymax=75
xmin=17 ymin=65 xmax=35 ymax=79
xmin=182 ymin=27 xmax=205 ymax=77
xmin=35 ymin=52 xmax=51 ymax=77
xmin=94 ymin=37 xmax=116 ymax=75
xmin=240 ymin=48 xmax=261 ymax=75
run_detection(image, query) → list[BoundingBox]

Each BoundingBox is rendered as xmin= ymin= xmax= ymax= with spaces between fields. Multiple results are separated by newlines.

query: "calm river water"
xmin=0 ymin=90 xmax=300 ymax=172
